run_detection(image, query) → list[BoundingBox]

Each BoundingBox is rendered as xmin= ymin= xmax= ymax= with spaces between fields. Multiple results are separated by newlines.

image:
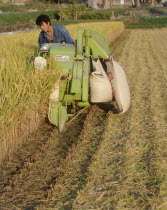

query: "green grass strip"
xmin=0 ymin=10 xmax=59 ymax=26
xmin=126 ymin=16 xmax=167 ymax=28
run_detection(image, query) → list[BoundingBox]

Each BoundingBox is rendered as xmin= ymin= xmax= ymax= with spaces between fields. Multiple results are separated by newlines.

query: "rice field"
xmin=0 ymin=25 xmax=166 ymax=209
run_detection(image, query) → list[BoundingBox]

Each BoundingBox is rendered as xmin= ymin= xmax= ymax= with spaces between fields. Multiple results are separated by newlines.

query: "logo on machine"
xmin=55 ymin=56 xmax=70 ymax=62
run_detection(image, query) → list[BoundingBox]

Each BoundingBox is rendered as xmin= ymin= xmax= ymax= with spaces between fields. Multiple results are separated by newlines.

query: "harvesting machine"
xmin=34 ymin=27 xmax=130 ymax=132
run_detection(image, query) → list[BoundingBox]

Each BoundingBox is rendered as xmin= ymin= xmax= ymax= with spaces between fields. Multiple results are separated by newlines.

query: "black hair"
xmin=36 ymin=15 xmax=51 ymax=26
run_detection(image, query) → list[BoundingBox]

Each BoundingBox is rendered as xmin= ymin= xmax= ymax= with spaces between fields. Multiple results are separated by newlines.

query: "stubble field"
xmin=0 ymin=28 xmax=166 ymax=209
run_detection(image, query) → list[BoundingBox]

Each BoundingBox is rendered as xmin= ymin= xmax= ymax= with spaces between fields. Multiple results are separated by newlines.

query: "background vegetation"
xmin=0 ymin=10 xmax=58 ymax=26
xmin=126 ymin=16 xmax=167 ymax=28
xmin=0 ymin=2 xmax=167 ymax=29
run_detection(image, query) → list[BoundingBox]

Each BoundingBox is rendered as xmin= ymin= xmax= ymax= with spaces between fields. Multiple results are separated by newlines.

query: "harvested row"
xmin=0 ymin=105 xmax=112 ymax=209
xmin=72 ymin=28 xmax=167 ymax=209
xmin=45 ymin=106 xmax=106 ymax=209
xmin=0 ymin=110 xmax=87 ymax=209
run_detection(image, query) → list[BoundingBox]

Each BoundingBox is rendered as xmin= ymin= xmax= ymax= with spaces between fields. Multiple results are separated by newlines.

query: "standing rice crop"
xmin=0 ymin=31 xmax=61 ymax=163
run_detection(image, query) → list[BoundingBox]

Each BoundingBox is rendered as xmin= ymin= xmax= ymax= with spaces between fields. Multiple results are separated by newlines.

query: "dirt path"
xmin=0 ymin=28 xmax=166 ymax=209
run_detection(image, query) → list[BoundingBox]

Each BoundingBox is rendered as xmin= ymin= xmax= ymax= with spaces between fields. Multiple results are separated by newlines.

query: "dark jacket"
xmin=38 ymin=24 xmax=75 ymax=47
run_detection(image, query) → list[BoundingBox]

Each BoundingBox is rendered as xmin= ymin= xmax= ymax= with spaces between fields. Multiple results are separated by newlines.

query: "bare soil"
xmin=0 ymin=28 xmax=166 ymax=209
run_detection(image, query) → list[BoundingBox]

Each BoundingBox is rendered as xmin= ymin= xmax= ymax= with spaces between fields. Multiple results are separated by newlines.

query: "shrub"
xmin=79 ymin=12 xmax=111 ymax=20
xmin=59 ymin=4 xmax=94 ymax=21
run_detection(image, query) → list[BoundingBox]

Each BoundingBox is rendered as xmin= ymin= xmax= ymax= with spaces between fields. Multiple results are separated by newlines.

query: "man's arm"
xmin=62 ymin=27 xmax=75 ymax=45
xmin=38 ymin=32 xmax=47 ymax=48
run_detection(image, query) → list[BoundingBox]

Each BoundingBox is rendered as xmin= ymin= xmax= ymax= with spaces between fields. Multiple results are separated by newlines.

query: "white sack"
xmin=34 ymin=56 xmax=47 ymax=70
xmin=111 ymin=58 xmax=130 ymax=113
xmin=49 ymin=80 xmax=60 ymax=102
xmin=90 ymin=59 xmax=113 ymax=103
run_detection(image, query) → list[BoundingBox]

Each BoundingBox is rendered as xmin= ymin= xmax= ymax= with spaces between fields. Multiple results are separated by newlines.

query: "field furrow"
xmin=0 ymin=113 xmax=87 ymax=209
xmin=146 ymin=29 xmax=167 ymax=208
xmin=44 ymin=106 xmax=106 ymax=209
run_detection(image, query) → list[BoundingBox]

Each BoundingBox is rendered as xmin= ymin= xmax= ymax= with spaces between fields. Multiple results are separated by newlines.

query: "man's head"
xmin=36 ymin=15 xmax=52 ymax=32
xmin=36 ymin=15 xmax=51 ymax=26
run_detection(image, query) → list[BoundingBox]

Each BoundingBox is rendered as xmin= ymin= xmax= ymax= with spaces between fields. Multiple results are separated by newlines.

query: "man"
xmin=36 ymin=15 xmax=75 ymax=47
